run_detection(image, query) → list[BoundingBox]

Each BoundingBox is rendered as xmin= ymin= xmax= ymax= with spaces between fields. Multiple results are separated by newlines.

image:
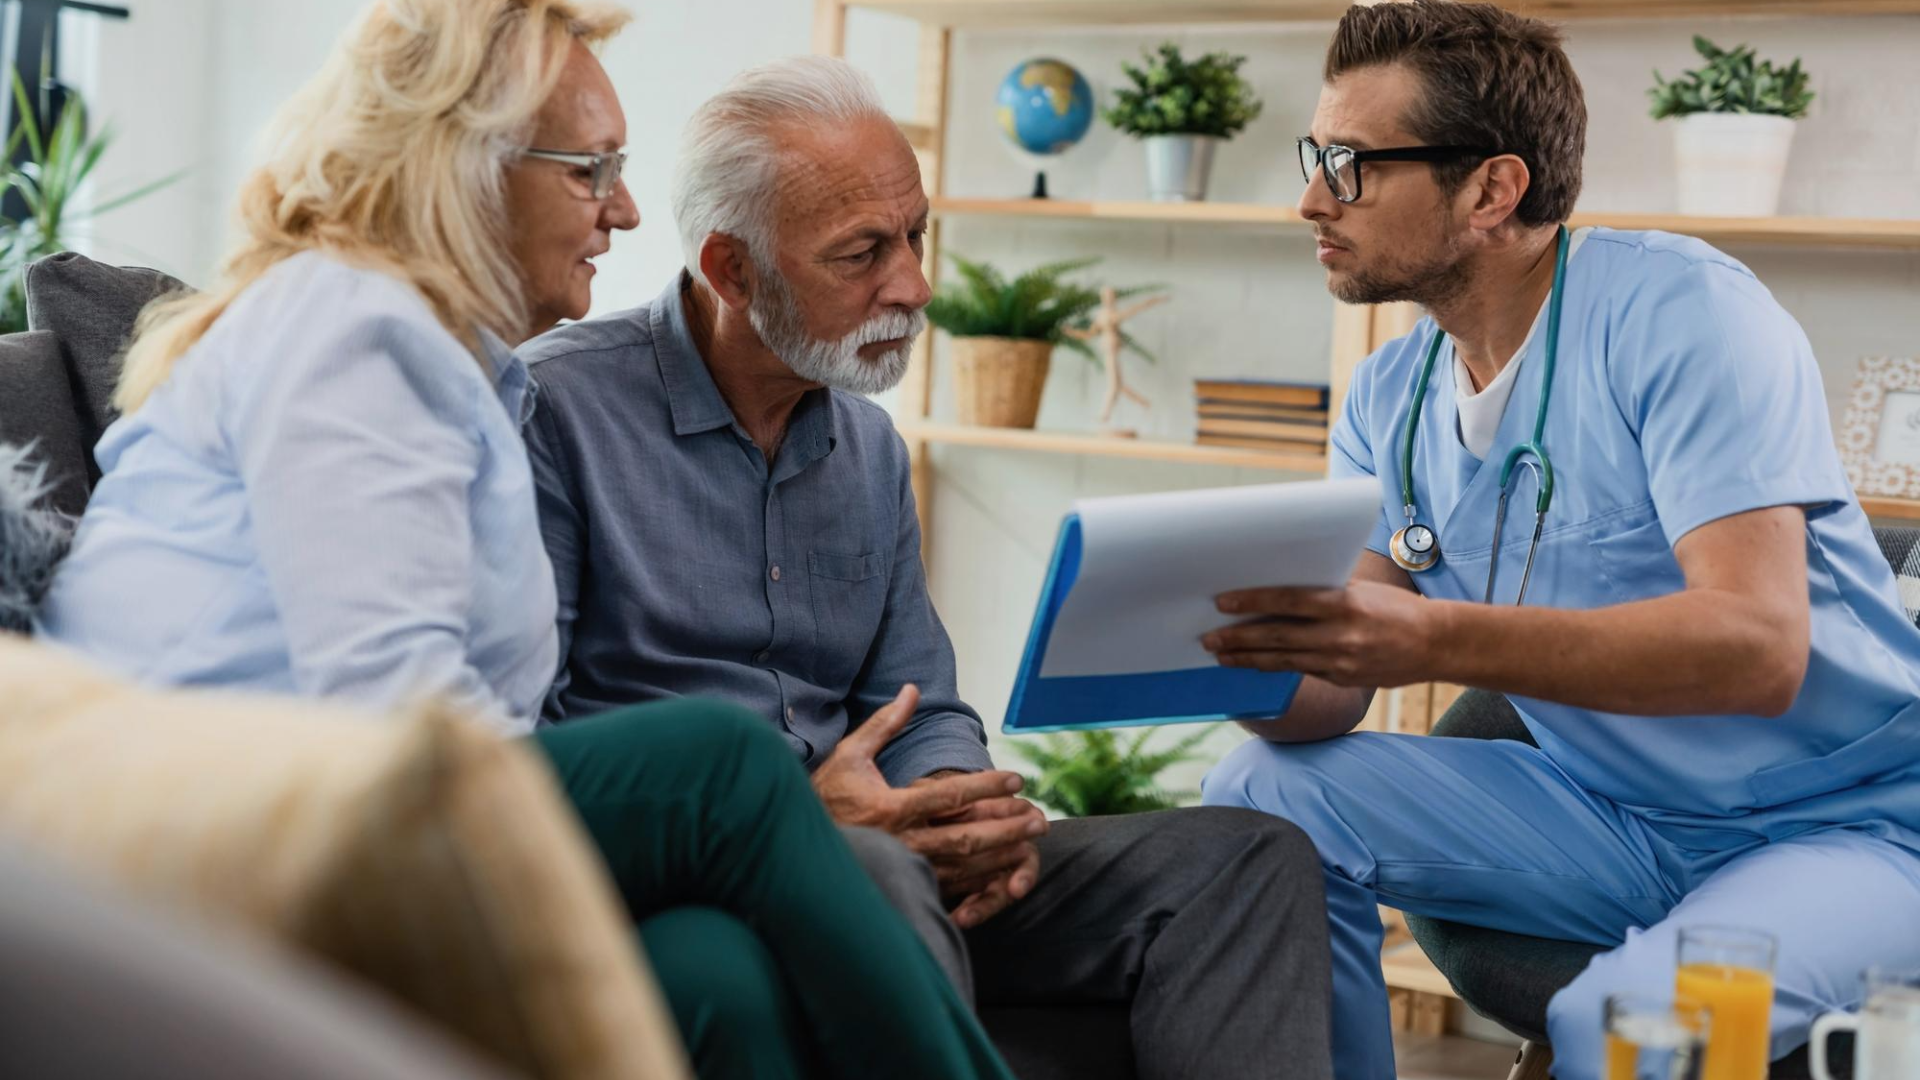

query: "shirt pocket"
xmin=1748 ymin=697 xmax=1920 ymax=807
xmin=808 ymin=550 xmax=888 ymax=689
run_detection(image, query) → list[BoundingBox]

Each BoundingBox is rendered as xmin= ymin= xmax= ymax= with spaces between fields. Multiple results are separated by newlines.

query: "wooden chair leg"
xmin=1506 ymin=1040 xmax=1552 ymax=1080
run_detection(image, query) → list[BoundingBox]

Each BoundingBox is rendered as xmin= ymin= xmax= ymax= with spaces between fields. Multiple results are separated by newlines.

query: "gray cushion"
xmin=25 ymin=251 xmax=188 ymax=482
xmin=0 ymin=839 xmax=515 ymax=1080
xmin=0 ymin=330 xmax=87 ymax=516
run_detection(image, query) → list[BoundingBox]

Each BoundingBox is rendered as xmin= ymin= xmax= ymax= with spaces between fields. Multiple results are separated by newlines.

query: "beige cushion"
xmin=0 ymin=637 xmax=689 ymax=1080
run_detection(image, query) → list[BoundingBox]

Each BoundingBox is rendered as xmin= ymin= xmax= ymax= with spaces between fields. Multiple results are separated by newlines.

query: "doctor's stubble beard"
xmin=748 ymin=264 xmax=923 ymax=396
xmin=1321 ymin=220 xmax=1473 ymax=310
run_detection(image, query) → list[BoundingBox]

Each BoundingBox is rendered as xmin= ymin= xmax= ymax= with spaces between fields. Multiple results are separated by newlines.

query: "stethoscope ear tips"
xmin=1391 ymin=523 xmax=1440 ymax=573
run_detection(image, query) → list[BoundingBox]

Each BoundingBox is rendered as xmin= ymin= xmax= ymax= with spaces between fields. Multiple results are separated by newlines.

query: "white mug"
xmin=1811 ymin=968 xmax=1920 ymax=1080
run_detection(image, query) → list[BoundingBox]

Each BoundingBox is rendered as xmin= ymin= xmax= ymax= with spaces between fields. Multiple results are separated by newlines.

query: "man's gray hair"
xmin=672 ymin=55 xmax=892 ymax=286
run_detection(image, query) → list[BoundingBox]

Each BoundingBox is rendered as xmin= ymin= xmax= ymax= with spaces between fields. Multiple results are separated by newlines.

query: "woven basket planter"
xmin=951 ymin=336 xmax=1053 ymax=429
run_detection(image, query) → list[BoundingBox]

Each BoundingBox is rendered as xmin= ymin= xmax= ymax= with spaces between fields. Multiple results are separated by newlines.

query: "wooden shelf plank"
xmin=932 ymin=197 xmax=1920 ymax=249
xmin=1382 ymin=942 xmax=1459 ymax=1000
xmin=935 ymin=196 xmax=1305 ymax=227
xmin=896 ymin=420 xmax=1328 ymax=471
xmin=1860 ymin=495 xmax=1920 ymax=521
xmin=850 ymin=0 xmax=1920 ymax=29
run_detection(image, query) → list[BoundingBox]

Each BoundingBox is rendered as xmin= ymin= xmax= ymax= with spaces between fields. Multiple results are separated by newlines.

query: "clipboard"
xmin=998 ymin=476 xmax=1374 ymax=730
xmin=1003 ymin=515 xmax=1303 ymax=732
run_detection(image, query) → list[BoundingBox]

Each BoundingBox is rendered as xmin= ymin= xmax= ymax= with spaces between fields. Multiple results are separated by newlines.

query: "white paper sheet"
xmin=1037 ymin=478 xmax=1382 ymax=679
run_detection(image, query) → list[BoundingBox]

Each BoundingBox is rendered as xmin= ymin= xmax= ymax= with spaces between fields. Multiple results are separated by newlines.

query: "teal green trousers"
xmin=532 ymin=699 xmax=1012 ymax=1080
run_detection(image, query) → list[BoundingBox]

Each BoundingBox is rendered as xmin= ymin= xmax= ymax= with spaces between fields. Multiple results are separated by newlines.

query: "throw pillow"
xmin=0 ymin=638 xmax=690 ymax=1080
xmin=0 ymin=330 xmax=88 ymax=515
xmin=24 ymin=252 xmax=190 ymax=476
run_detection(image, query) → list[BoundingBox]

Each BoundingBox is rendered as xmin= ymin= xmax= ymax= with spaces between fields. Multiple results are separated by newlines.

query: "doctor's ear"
xmin=1462 ymin=153 xmax=1534 ymax=233
xmin=698 ymin=234 xmax=757 ymax=313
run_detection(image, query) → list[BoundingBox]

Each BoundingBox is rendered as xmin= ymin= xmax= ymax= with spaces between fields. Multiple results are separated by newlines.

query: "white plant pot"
xmin=1672 ymin=113 xmax=1797 ymax=217
xmin=1143 ymin=135 xmax=1220 ymax=203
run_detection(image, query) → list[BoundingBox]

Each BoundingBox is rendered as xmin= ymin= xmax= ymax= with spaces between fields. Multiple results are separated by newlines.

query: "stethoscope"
xmin=1388 ymin=224 xmax=1569 ymax=606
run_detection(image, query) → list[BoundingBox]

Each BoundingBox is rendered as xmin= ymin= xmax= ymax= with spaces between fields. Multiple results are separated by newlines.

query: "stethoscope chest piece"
xmin=1390 ymin=522 xmax=1440 ymax=573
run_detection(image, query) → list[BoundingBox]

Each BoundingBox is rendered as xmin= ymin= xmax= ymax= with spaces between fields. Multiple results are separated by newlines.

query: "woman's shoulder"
xmin=228 ymin=250 xmax=460 ymax=345
xmin=206 ymin=251 xmax=485 ymax=405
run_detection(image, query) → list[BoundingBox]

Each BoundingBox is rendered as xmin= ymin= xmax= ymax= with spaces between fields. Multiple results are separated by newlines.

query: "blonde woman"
xmin=34 ymin=3 xmax=1012 ymax=1078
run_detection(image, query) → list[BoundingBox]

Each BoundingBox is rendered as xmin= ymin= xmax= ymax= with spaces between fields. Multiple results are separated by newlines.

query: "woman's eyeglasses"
xmin=1297 ymin=137 xmax=1498 ymax=204
xmin=522 ymin=148 xmax=628 ymax=200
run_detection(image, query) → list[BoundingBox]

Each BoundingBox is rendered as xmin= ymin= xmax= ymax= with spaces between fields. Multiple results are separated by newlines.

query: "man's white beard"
xmin=748 ymin=266 xmax=923 ymax=396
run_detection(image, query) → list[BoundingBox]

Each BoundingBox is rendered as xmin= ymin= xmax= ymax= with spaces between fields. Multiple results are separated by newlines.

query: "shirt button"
xmin=755 ymin=650 xmax=771 ymax=664
xmin=786 ymin=706 xmax=795 ymax=722
xmin=770 ymin=565 xmax=781 ymax=582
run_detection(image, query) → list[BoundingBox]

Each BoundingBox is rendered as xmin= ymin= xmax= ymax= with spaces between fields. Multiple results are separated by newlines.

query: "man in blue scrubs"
xmin=1199 ymin=3 xmax=1920 ymax=1078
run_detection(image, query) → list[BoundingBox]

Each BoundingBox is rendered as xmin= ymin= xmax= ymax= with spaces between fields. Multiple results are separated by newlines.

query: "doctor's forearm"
xmin=1237 ymin=679 xmax=1373 ymax=742
xmin=1428 ymin=589 xmax=1808 ymax=717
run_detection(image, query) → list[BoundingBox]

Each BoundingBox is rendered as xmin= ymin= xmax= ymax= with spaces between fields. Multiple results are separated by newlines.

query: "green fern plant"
xmin=0 ymin=74 xmax=182 ymax=333
xmin=1102 ymin=43 xmax=1263 ymax=140
xmin=1006 ymin=727 xmax=1217 ymax=818
xmin=924 ymin=253 xmax=1160 ymax=365
xmin=1649 ymin=36 xmax=1814 ymax=120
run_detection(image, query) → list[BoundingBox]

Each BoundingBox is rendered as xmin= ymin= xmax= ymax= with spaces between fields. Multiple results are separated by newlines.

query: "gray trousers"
xmin=841 ymin=807 xmax=1333 ymax=1080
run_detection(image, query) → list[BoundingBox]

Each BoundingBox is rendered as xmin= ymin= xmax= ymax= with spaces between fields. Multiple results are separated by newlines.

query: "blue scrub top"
xmin=1332 ymin=228 xmax=1920 ymax=855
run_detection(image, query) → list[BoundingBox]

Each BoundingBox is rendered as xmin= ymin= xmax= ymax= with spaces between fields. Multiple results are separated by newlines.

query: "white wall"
xmin=84 ymin=0 xmax=922 ymax=298
xmin=81 ymin=4 xmax=1920 ymax=795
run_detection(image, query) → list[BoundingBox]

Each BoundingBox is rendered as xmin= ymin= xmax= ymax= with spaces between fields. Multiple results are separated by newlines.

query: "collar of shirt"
xmin=478 ymin=326 xmax=538 ymax=428
xmin=651 ymin=271 xmax=838 ymax=478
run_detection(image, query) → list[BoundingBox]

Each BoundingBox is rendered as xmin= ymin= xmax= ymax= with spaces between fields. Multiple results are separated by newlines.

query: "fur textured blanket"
xmin=0 ymin=443 xmax=74 ymax=634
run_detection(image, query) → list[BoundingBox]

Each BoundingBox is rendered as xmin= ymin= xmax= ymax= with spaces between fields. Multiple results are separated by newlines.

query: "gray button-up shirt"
xmin=519 ymin=272 xmax=992 ymax=785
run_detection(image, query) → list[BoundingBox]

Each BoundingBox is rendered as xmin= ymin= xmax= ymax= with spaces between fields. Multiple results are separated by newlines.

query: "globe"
xmin=995 ymin=58 xmax=1094 ymax=158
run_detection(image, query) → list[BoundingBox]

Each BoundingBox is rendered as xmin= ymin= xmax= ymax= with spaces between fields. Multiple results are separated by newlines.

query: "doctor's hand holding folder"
xmin=1004 ymin=478 xmax=1382 ymax=733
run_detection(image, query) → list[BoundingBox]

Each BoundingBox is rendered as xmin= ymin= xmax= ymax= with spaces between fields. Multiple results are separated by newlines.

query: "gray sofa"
xmin=0 ymin=840 xmax=513 ymax=1080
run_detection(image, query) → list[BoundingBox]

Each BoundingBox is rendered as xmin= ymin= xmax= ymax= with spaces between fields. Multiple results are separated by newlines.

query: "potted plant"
xmin=1102 ymin=43 xmax=1263 ymax=203
xmin=0 ymin=76 xmax=180 ymax=333
xmin=1649 ymin=36 xmax=1814 ymax=217
xmin=926 ymin=254 xmax=1157 ymax=429
xmin=1006 ymin=727 xmax=1216 ymax=818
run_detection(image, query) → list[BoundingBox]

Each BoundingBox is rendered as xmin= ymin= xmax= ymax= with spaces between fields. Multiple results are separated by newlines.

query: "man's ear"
xmin=698 ymin=234 xmax=756 ymax=313
xmin=1462 ymin=153 xmax=1532 ymax=233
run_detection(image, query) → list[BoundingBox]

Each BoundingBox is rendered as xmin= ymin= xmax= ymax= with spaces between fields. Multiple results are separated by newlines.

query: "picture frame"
xmin=1840 ymin=357 xmax=1920 ymax=499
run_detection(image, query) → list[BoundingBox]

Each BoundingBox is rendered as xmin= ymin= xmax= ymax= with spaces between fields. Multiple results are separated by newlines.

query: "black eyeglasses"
xmin=1297 ymin=137 xmax=1499 ymax=204
xmin=522 ymin=147 xmax=628 ymax=200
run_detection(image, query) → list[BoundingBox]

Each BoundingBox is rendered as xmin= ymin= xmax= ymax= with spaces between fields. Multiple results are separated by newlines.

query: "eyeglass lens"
xmin=1298 ymin=141 xmax=1360 ymax=202
xmin=589 ymin=153 xmax=625 ymax=199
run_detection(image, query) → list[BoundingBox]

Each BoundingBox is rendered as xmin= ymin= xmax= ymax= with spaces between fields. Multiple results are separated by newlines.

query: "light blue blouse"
xmin=36 ymin=251 xmax=558 ymax=734
xmin=1331 ymin=227 xmax=1920 ymax=863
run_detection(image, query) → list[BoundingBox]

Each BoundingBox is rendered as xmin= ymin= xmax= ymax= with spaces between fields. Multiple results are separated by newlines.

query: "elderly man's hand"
xmin=811 ymin=685 xmax=1047 ymax=928
xmin=1202 ymin=578 xmax=1440 ymax=688
xmin=912 ymin=770 xmax=1045 ymax=929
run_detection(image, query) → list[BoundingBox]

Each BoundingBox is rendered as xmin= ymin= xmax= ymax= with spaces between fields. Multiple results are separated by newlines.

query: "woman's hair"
xmin=115 ymin=0 xmax=629 ymax=412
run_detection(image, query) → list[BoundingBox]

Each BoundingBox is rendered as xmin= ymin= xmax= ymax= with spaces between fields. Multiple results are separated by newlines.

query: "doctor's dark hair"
xmin=1326 ymin=0 xmax=1586 ymax=228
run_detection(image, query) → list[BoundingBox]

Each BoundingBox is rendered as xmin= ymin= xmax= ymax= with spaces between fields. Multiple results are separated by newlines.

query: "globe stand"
xmin=1030 ymin=170 xmax=1049 ymax=200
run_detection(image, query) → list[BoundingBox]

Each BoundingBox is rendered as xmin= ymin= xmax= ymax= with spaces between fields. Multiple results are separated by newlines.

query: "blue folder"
xmin=1002 ymin=514 xmax=1303 ymax=733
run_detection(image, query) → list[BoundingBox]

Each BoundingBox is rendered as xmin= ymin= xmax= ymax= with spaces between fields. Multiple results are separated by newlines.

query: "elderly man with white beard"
xmin=518 ymin=56 xmax=1334 ymax=1079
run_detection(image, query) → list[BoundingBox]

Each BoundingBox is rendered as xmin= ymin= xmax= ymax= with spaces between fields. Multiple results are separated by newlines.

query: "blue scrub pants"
xmin=1202 ymin=731 xmax=1920 ymax=1080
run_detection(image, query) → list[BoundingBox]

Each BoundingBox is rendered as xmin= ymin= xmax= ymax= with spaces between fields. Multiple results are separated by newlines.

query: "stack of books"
xmin=1193 ymin=379 xmax=1332 ymax=455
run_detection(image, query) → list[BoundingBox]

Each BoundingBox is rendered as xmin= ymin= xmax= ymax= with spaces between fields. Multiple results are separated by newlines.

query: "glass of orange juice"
xmin=1606 ymin=993 xmax=1709 ymax=1080
xmin=1676 ymin=926 xmax=1777 ymax=1080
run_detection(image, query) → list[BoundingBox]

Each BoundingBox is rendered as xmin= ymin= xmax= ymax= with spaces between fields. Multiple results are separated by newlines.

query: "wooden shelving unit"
xmin=1859 ymin=495 xmax=1920 ymax=522
xmin=896 ymin=421 xmax=1328 ymax=472
xmin=934 ymin=197 xmax=1920 ymax=250
xmin=847 ymin=0 xmax=1920 ymax=29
